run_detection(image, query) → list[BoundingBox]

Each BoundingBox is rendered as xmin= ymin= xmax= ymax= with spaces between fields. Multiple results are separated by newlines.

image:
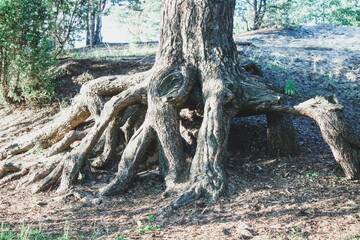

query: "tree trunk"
xmin=86 ymin=1 xmax=103 ymax=47
xmin=1 ymin=0 xmax=359 ymax=211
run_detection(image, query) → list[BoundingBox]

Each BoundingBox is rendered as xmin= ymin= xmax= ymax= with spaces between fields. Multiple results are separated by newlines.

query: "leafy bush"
xmin=0 ymin=0 xmax=57 ymax=104
xmin=331 ymin=7 xmax=360 ymax=26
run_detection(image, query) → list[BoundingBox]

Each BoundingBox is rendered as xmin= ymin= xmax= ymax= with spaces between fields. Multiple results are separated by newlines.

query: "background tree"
xmin=249 ymin=0 xmax=268 ymax=30
xmin=0 ymin=0 xmax=57 ymax=103
xmin=51 ymin=0 xmax=88 ymax=53
xmin=85 ymin=0 xmax=141 ymax=47
xmin=234 ymin=0 xmax=360 ymax=32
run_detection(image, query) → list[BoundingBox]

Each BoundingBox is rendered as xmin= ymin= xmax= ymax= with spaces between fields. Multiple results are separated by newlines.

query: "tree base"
xmin=1 ymin=0 xmax=360 ymax=209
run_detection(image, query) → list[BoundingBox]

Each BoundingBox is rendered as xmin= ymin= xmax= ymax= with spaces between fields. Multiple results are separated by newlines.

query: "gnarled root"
xmin=91 ymin=105 xmax=146 ymax=169
xmin=99 ymin=123 xmax=155 ymax=195
xmin=0 ymin=72 xmax=149 ymax=161
xmin=100 ymin=65 xmax=191 ymax=196
xmin=1 ymin=59 xmax=359 ymax=214
xmin=293 ymin=97 xmax=360 ymax=179
xmin=56 ymin=83 xmax=148 ymax=193
xmin=0 ymin=72 xmax=149 ymax=192
xmin=259 ymin=96 xmax=360 ymax=180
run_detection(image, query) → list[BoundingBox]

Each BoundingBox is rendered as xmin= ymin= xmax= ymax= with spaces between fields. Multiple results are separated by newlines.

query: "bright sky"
xmin=102 ymin=8 xmax=132 ymax=43
xmin=76 ymin=7 xmax=134 ymax=47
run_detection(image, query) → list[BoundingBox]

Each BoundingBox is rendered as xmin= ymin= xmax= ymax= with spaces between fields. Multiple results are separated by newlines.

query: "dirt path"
xmin=1 ymin=26 xmax=360 ymax=240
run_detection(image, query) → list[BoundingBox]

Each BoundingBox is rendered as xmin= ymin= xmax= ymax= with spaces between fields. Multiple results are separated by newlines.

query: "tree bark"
xmin=86 ymin=0 xmax=104 ymax=47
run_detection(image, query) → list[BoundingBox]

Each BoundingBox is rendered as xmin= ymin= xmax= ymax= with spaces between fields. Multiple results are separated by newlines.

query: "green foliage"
xmin=234 ymin=0 xmax=360 ymax=32
xmin=346 ymin=233 xmax=360 ymax=240
xmin=0 ymin=224 xmax=15 ymax=240
xmin=137 ymin=214 xmax=161 ymax=235
xmin=146 ymin=215 xmax=156 ymax=222
xmin=137 ymin=225 xmax=161 ymax=235
xmin=305 ymin=171 xmax=319 ymax=182
xmin=331 ymin=7 xmax=360 ymax=26
xmin=284 ymin=80 xmax=296 ymax=96
xmin=115 ymin=235 xmax=127 ymax=240
xmin=288 ymin=226 xmax=309 ymax=240
xmin=0 ymin=0 xmax=57 ymax=104
xmin=0 ymin=223 xmax=70 ymax=240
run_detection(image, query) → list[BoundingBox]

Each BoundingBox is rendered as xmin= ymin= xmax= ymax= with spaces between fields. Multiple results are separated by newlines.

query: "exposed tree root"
xmin=0 ymin=71 xmax=149 ymax=193
xmin=46 ymin=130 xmax=87 ymax=157
xmin=92 ymin=105 xmax=146 ymax=169
xmin=0 ymin=168 xmax=29 ymax=187
xmin=100 ymin=65 xmax=191 ymax=196
xmin=56 ymin=83 xmax=148 ymax=193
xmin=0 ymin=72 xmax=149 ymax=160
xmin=99 ymin=124 xmax=155 ymax=196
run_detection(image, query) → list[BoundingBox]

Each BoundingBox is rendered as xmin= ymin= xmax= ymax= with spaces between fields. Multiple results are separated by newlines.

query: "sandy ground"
xmin=1 ymin=25 xmax=360 ymax=240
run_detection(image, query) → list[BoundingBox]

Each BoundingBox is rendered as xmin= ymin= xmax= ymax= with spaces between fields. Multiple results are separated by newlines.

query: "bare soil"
xmin=1 ymin=25 xmax=360 ymax=240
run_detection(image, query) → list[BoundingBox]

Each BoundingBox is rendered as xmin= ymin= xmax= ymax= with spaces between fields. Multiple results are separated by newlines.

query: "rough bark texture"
xmin=1 ymin=0 xmax=359 ymax=210
xmin=86 ymin=0 xmax=105 ymax=47
xmin=293 ymin=97 xmax=360 ymax=179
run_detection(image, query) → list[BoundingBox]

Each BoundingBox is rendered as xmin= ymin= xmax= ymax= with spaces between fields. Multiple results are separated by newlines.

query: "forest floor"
xmin=0 ymin=25 xmax=360 ymax=240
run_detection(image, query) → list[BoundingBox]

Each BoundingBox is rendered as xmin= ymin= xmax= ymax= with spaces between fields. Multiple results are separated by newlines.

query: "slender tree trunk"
xmin=94 ymin=14 xmax=103 ymax=45
xmin=86 ymin=1 xmax=103 ymax=47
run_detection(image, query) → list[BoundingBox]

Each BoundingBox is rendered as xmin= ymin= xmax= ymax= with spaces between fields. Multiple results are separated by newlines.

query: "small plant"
xmin=146 ymin=215 xmax=156 ymax=222
xmin=349 ymin=233 xmax=360 ymax=240
xmin=305 ymin=171 xmax=319 ymax=182
xmin=0 ymin=223 xmax=15 ymax=240
xmin=0 ymin=222 xmax=73 ymax=240
xmin=267 ymin=61 xmax=284 ymax=73
xmin=137 ymin=215 xmax=162 ymax=235
xmin=284 ymin=80 xmax=296 ymax=95
xmin=116 ymin=235 xmax=127 ymax=240
xmin=138 ymin=225 xmax=162 ymax=235
xmin=60 ymin=222 xmax=70 ymax=240
xmin=288 ymin=226 xmax=308 ymax=240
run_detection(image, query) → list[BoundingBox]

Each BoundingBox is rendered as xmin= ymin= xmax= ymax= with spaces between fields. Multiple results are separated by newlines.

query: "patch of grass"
xmin=137 ymin=225 xmax=162 ymax=235
xmin=345 ymin=233 xmax=360 ymax=240
xmin=305 ymin=171 xmax=319 ymax=182
xmin=136 ymin=214 xmax=162 ymax=235
xmin=146 ymin=215 xmax=156 ymax=223
xmin=115 ymin=235 xmax=127 ymax=240
xmin=266 ymin=60 xmax=286 ymax=73
xmin=0 ymin=223 xmax=72 ymax=240
xmin=288 ymin=226 xmax=309 ymax=240
xmin=70 ymin=44 xmax=157 ymax=60
xmin=284 ymin=80 xmax=296 ymax=95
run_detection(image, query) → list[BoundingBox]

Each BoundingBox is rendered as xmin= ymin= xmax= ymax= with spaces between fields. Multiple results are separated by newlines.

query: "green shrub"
xmin=0 ymin=0 xmax=57 ymax=104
